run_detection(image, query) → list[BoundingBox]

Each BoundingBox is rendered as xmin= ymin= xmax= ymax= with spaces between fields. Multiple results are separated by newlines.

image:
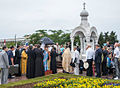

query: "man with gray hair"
xmin=0 ymin=46 xmax=9 ymax=84
xmin=113 ymin=43 xmax=120 ymax=80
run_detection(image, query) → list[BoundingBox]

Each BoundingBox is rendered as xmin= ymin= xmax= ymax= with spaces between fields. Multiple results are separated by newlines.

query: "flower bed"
xmin=34 ymin=77 xmax=120 ymax=88
xmin=1 ymin=73 xmax=120 ymax=88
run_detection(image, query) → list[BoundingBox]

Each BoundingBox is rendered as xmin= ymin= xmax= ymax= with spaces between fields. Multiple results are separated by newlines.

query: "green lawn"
xmin=0 ymin=73 xmax=120 ymax=88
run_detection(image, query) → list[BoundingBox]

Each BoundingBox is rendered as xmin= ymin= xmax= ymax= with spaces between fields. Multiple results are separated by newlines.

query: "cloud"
xmin=0 ymin=0 xmax=120 ymax=40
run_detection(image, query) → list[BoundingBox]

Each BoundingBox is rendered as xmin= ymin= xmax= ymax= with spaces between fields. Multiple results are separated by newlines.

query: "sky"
xmin=0 ymin=0 xmax=120 ymax=40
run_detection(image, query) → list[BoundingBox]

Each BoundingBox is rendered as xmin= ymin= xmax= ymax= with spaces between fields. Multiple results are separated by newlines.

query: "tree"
xmin=28 ymin=29 xmax=69 ymax=45
xmin=48 ymin=30 xmax=64 ymax=44
xmin=98 ymin=32 xmax=104 ymax=47
xmin=104 ymin=32 xmax=109 ymax=42
xmin=6 ymin=42 xmax=15 ymax=48
xmin=28 ymin=29 xmax=119 ymax=47
xmin=29 ymin=30 xmax=49 ymax=44
xmin=36 ymin=30 xmax=48 ymax=37
xmin=98 ymin=31 xmax=118 ymax=47
xmin=74 ymin=35 xmax=80 ymax=46
xmin=109 ymin=31 xmax=118 ymax=44
xmin=60 ymin=33 xmax=70 ymax=45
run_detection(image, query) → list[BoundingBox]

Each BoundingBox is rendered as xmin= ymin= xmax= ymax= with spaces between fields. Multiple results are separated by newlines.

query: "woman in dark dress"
xmin=50 ymin=47 xmax=58 ymax=74
xmin=34 ymin=45 xmax=45 ymax=77
xmin=102 ymin=45 xmax=108 ymax=76
xmin=26 ymin=45 xmax=35 ymax=79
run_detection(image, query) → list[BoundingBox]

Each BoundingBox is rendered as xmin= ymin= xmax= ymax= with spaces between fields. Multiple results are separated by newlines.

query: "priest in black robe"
xmin=50 ymin=47 xmax=58 ymax=74
xmin=15 ymin=45 xmax=21 ymax=76
xmin=26 ymin=45 xmax=35 ymax=79
xmin=34 ymin=44 xmax=45 ymax=77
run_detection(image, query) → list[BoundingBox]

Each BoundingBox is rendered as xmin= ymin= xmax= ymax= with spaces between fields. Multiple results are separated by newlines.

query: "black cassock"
xmin=26 ymin=49 xmax=35 ymax=79
xmin=34 ymin=48 xmax=45 ymax=77
xmin=50 ymin=50 xmax=57 ymax=74
xmin=15 ymin=49 xmax=21 ymax=76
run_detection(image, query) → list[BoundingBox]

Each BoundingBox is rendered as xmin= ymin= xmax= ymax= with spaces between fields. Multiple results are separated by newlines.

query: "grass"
xmin=0 ymin=73 xmax=76 ymax=88
xmin=0 ymin=73 xmax=120 ymax=88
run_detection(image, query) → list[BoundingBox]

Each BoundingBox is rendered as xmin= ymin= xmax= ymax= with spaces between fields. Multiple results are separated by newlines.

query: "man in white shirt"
xmin=113 ymin=43 xmax=120 ymax=80
xmin=85 ymin=44 xmax=95 ymax=76
xmin=73 ymin=46 xmax=80 ymax=75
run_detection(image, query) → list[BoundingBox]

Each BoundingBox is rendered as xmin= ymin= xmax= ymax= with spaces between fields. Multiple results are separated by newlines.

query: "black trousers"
xmin=95 ymin=62 xmax=101 ymax=77
xmin=16 ymin=59 xmax=21 ymax=76
xmin=18 ymin=60 xmax=21 ymax=76
xmin=79 ymin=60 xmax=83 ymax=74
xmin=87 ymin=59 xmax=93 ymax=76
xmin=102 ymin=59 xmax=108 ymax=75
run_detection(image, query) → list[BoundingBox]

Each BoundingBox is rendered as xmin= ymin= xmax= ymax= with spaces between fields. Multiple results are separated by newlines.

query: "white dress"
xmin=73 ymin=50 xmax=80 ymax=75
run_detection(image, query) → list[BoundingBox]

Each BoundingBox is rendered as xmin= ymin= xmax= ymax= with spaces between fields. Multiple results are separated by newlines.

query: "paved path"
xmin=7 ymin=69 xmax=113 ymax=83
xmin=0 ymin=69 xmax=114 ymax=85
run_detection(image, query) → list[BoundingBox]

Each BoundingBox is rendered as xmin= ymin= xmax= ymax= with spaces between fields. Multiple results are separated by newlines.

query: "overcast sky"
xmin=0 ymin=0 xmax=120 ymax=40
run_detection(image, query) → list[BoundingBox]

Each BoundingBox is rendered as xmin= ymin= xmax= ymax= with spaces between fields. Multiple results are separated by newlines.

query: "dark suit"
xmin=95 ymin=48 xmax=102 ymax=77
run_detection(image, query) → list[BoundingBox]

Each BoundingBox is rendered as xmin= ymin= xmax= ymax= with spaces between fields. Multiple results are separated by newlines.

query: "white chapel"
xmin=70 ymin=3 xmax=98 ymax=54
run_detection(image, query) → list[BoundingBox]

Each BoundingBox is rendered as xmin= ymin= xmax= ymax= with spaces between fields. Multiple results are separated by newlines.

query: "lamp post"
xmin=15 ymin=34 xmax=17 ymax=47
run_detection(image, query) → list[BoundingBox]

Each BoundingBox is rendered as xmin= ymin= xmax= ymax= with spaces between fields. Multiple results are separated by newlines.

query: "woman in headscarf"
xmin=102 ymin=43 xmax=108 ymax=76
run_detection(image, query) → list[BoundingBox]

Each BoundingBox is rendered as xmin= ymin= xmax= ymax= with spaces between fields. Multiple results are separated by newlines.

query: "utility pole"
xmin=15 ymin=34 xmax=17 ymax=47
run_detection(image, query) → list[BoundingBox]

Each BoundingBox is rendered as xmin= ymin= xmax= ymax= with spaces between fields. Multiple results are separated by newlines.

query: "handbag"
xmin=79 ymin=60 xmax=84 ymax=69
xmin=9 ymin=65 xmax=19 ymax=75
xmin=70 ymin=58 xmax=75 ymax=67
xmin=74 ymin=58 xmax=77 ymax=63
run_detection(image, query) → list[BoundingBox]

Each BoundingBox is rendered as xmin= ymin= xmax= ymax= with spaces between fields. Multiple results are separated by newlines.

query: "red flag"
xmin=4 ymin=39 xmax=6 ymax=45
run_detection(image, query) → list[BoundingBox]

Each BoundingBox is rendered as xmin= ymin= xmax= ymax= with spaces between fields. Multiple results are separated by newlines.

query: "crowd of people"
xmin=85 ymin=42 xmax=120 ymax=80
xmin=0 ymin=43 xmax=64 ymax=84
xmin=0 ymin=41 xmax=120 ymax=84
xmin=60 ymin=41 xmax=120 ymax=80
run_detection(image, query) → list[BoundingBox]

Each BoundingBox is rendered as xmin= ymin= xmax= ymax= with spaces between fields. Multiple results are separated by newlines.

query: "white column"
xmin=95 ymin=37 xmax=98 ymax=44
xmin=71 ymin=37 xmax=74 ymax=52
xmin=83 ymin=38 xmax=86 ymax=54
xmin=86 ymin=36 xmax=90 ymax=45
xmin=96 ymin=38 xmax=98 ymax=44
xmin=92 ymin=38 xmax=94 ymax=50
xmin=80 ymin=37 xmax=83 ymax=54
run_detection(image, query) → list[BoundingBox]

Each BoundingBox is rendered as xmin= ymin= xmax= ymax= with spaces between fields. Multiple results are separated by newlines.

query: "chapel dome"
xmin=80 ymin=9 xmax=89 ymax=17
